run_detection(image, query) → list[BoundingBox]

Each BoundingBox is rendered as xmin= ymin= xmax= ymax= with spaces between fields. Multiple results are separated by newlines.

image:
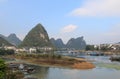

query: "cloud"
xmin=70 ymin=0 xmax=120 ymax=17
xmin=51 ymin=24 xmax=78 ymax=44
xmin=61 ymin=24 xmax=78 ymax=33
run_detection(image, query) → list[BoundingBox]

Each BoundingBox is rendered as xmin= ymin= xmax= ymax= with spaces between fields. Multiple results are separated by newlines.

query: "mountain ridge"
xmin=50 ymin=38 xmax=65 ymax=48
xmin=0 ymin=37 xmax=13 ymax=46
xmin=0 ymin=33 xmax=21 ymax=46
xmin=7 ymin=33 xmax=22 ymax=46
xmin=50 ymin=37 xmax=86 ymax=50
xmin=66 ymin=36 xmax=86 ymax=50
xmin=20 ymin=23 xmax=53 ymax=48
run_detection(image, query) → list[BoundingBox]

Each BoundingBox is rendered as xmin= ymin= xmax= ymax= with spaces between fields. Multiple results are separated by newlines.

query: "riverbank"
xmin=4 ymin=54 xmax=95 ymax=69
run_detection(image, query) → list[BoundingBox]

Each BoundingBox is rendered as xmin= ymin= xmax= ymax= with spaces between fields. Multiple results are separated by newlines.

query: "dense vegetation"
xmin=0 ymin=49 xmax=14 ymax=55
xmin=0 ymin=58 xmax=6 ymax=79
xmin=86 ymin=45 xmax=95 ymax=51
xmin=0 ymin=58 xmax=24 ymax=79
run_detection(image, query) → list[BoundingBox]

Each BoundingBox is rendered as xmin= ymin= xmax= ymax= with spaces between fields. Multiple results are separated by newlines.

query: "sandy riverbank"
xmin=4 ymin=55 xmax=95 ymax=69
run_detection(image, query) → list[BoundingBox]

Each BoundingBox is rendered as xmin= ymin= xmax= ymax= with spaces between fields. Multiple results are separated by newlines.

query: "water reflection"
xmin=30 ymin=66 xmax=120 ymax=79
xmin=4 ymin=56 xmax=120 ymax=79
xmin=23 ymin=56 xmax=120 ymax=79
xmin=28 ymin=56 xmax=120 ymax=79
xmin=83 ymin=56 xmax=120 ymax=70
xmin=26 ymin=65 xmax=49 ymax=79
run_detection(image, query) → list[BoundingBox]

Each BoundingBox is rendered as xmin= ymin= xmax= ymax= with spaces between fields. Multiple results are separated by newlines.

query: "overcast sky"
xmin=0 ymin=0 xmax=120 ymax=44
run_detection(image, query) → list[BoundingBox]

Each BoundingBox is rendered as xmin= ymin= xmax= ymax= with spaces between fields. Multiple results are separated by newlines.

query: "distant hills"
xmin=66 ymin=36 xmax=86 ymax=50
xmin=0 ymin=23 xmax=87 ymax=50
xmin=50 ymin=36 xmax=86 ymax=50
xmin=0 ymin=34 xmax=6 ymax=40
xmin=0 ymin=37 xmax=13 ymax=46
xmin=0 ymin=33 xmax=21 ymax=46
xmin=50 ymin=38 xmax=65 ymax=48
xmin=7 ymin=34 xmax=22 ymax=46
xmin=20 ymin=23 xmax=52 ymax=47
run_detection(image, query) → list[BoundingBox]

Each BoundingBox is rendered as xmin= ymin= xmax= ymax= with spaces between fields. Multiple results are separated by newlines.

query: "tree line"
xmin=0 ymin=49 xmax=14 ymax=55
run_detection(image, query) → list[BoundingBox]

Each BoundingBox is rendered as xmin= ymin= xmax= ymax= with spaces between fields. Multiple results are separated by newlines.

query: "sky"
xmin=0 ymin=0 xmax=120 ymax=44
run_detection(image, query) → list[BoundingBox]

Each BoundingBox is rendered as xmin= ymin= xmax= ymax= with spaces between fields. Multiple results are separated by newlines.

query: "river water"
xmin=24 ymin=56 xmax=120 ymax=79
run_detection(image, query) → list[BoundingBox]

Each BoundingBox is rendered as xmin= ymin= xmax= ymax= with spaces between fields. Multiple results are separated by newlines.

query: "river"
xmin=23 ymin=55 xmax=120 ymax=79
xmin=4 ymin=56 xmax=120 ymax=79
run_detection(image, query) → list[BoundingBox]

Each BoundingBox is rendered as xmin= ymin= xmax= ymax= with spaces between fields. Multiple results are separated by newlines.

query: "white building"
xmin=4 ymin=46 xmax=16 ymax=50
xmin=29 ymin=48 xmax=37 ymax=54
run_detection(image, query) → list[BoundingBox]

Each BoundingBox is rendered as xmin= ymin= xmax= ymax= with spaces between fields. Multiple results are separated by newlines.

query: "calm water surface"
xmin=26 ymin=56 xmax=120 ymax=79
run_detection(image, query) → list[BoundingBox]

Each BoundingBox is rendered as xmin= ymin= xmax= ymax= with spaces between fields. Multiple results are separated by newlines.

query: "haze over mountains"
xmin=66 ymin=37 xmax=86 ymax=50
xmin=0 ymin=37 xmax=13 ymax=46
xmin=50 ymin=37 xmax=86 ymax=50
xmin=0 ymin=23 xmax=87 ymax=50
xmin=0 ymin=34 xmax=21 ymax=46
xmin=50 ymin=38 xmax=65 ymax=48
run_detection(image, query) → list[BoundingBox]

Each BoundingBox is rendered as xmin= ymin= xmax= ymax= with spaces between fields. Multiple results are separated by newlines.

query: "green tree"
xmin=86 ymin=45 xmax=95 ymax=51
xmin=0 ymin=58 xmax=6 ymax=79
xmin=100 ymin=46 xmax=108 ymax=51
